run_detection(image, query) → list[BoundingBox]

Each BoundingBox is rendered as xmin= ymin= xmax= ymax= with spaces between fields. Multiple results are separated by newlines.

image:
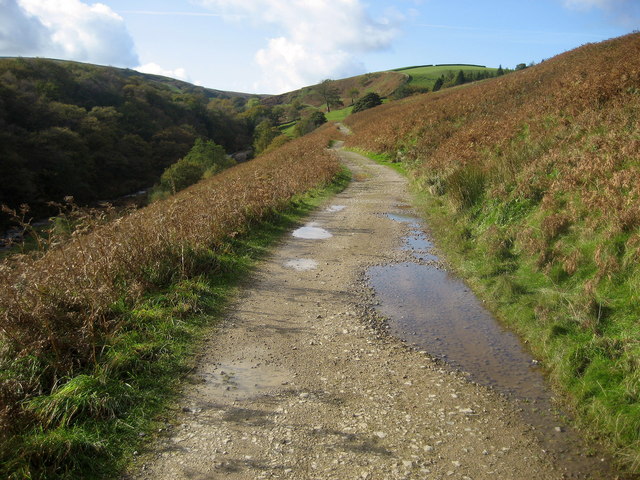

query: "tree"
xmin=157 ymin=138 xmax=233 ymax=194
xmin=454 ymin=70 xmax=466 ymax=86
xmin=316 ymin=79 xmax=342 ymax=112
xmin=515 ymin=63 xmax=527 ymax=71
xmin=497 ymin=64 xmax=504 ymax=76
xmin=348 ymin=87 xmax=360 ymax=105
xmin=351 ymin=92 xmax=382 ymax=113
xmin=253 ymin=119 xmax=280 ymax=154
xmin=294 ymin=111 xmax=327 ymax=136
xmin=432 ymin=76 xmax=444 ymax=92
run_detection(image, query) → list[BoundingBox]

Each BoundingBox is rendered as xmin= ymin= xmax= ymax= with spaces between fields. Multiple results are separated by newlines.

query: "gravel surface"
xmin=127 ymin=148 xmax=594 ymax=480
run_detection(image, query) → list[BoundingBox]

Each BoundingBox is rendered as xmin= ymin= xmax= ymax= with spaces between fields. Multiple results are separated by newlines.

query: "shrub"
xmin=445 ymin=163 xmax=487 ymax=210
xmin=294 ymin=111 xmax=327 ymax=136
xmin=352 ymin=92 xmax=382 ymax=113
xmin=157 ymin=138 xmax=234 ymax=195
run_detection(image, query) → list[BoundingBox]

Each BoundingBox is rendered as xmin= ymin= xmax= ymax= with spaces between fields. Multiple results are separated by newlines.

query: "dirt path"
xmin=128 ymin=148 xmax=577 ymax=479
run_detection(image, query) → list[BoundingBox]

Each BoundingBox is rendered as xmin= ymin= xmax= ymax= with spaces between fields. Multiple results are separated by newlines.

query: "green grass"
xmin=279 ymin=120 xmax=297 ymax=137
xmin=396 ymin=65 xmax=498 ymax=89
xmin=325 ymin=106 xmax=353 ymax=122
xmin=1 ymin=168 xmax=351 ymax=480
xmin=346 ymin=147 xmax=408 ymax=175
xmin=416 ymin=195 xmax=640 ymax=472
xmin=280 ymin=106 xmax=354 ymax=137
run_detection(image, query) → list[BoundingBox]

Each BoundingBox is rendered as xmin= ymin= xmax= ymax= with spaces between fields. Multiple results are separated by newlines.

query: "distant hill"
xmin=262 ymin=71 xmax=408 ymax=109
xmin=394 ymin=64 xmax=500 ymax=90
xmin=0 ymin=57 xmax=255 ymax=228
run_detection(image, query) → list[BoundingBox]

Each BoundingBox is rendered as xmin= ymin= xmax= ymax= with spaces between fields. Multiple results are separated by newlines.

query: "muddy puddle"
xmin=194 ymin=360 xmax=291 ymax=402
xmin=292 ymin=222 xmax=332 ymax=239
xmin=369 ymin=261 xmax=549 ymax=401
xmin=284 ymin=258 xmax=318 ymax=271
xmin=386 ymin=213 xmax=438 ymax=262
xmin=326 ymin=205 xmax=346 ymax=212
xmin=367 ymin=208 xmax=615 ymax=478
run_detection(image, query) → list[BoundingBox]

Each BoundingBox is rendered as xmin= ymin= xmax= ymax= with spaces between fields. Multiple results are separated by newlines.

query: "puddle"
xmin=368 ymin=262 xmax=547 ymax=400
xmin=386 ymin=212 xmax=438 ymax=262
xmin=370 ymin=210 xmax=616 ymax=478
xmin=382 ymin=210 xmax=545 ymax=398
xmin=386 ymin=213 xmax=418 ymax=224
xmin=196 ymin=360 xmax=291 ymax=401
xmin=292 ymin=222 xmax=332 ymax=239
xmin=284 ymin=258 xmax=318 ymax=271
xmin=326 ymin=205 xmax=346 ymax=212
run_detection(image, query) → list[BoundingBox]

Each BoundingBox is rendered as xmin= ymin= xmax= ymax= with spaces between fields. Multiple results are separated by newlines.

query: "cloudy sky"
xmin=1 ymin=0 xmax=638 ymax=94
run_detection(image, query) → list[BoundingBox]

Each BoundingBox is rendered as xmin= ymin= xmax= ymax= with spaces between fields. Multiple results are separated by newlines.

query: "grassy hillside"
xmin=0 ymin=57 xmax=256 ymax=230
xmin=394 ymin=64 xmax=500 ymax=90
xmin=0 ymin=123 xmax=344 ymax=478
xmin=345 ymin=32 xmax=640 ymax=472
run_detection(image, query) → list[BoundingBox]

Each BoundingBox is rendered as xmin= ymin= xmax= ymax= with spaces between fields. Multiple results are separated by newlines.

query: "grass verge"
xmin=409 ymin=190 xmax=640 ymax=474
xmin=0 ymin=168 xmax=350 ymax=480
xmin=362 ymin=150 xmax=639 ymax=474
xmin=325 ymin=106 xmax=353 ymax=122
xmin=344 ymin=147 xmax=407 ymax=175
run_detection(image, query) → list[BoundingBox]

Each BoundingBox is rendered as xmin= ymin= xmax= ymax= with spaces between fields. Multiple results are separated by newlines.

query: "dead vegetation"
xmin=0 ymin=124 xmax=342 ymax=450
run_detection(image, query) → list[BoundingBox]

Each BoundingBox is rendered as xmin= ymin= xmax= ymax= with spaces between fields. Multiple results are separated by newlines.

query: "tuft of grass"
xmin=325 ymin=106 xmax=353 ymax=122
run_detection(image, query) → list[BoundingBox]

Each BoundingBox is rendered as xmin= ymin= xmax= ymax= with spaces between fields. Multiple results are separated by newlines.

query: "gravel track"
xmin=128 ymin=148 xmax=594 ymax=480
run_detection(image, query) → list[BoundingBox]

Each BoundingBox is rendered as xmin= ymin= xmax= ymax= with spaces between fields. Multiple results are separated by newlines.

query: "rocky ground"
xmin=126 ymin=147 xmax=608 ymax=480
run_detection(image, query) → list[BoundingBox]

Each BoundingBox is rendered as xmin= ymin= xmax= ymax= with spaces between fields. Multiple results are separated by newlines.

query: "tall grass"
xmin=0 ymin=123 xmax=344 ymax=478
xmin=345 ymin=32 xmax=640 ymax=473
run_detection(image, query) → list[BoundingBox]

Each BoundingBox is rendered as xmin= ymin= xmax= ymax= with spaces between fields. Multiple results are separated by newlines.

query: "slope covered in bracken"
xmin=345 ymin=32 xmax=640 ymax=472
xmin=0 ymin=124 xmax=342 ymax=478
xmin=262 ymin=71 xmax=408 ymax=108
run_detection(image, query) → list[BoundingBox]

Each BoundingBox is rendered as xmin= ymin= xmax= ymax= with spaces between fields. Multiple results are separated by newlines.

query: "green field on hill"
xmin=395 ymin=64 xmax=499 ymax=89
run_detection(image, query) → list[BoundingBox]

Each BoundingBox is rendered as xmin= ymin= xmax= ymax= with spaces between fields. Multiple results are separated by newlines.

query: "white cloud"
xmin=562 ymin=0 xmax=640 ymax=25
xmin=136 ymin=62 xmax=190 ymax=81
xmin=0 ymin=0 xmax=138 ymax=66
xmin=197 ymin=0 xmax=401 ymax=93
xmin=0 ymin=0 xmax=50 ymax=54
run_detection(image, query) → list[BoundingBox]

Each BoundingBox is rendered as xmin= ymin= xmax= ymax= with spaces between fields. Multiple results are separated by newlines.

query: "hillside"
xmin=394 ymin=64 xmax=501 ymax=90
xmin=344 ymin=32 xmax=640 ymax=471
xmin=0 ymin=57 xmax=256 ymax=229
xmin=262 ymin=70 xmax=408 ymax=109
xmin=0 ymin=123 xmax=342 ymax=478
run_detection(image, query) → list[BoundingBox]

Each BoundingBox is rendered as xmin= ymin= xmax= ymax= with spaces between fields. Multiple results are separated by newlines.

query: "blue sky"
xmin=1 ymin=0 xmax=638 ymax=94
